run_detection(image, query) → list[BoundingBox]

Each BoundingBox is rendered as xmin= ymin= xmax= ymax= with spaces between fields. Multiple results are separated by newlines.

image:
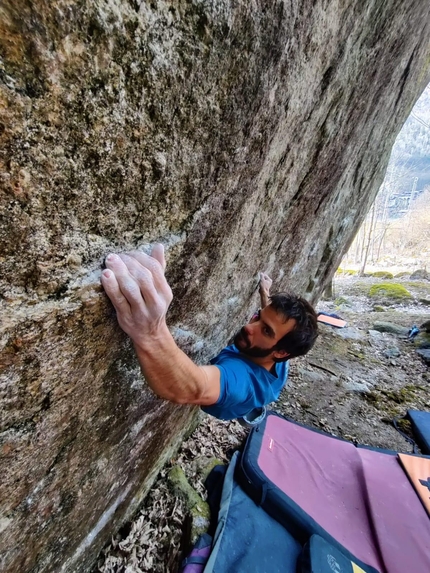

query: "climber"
xmin=101 ymin=245 xmax=318 ymax=420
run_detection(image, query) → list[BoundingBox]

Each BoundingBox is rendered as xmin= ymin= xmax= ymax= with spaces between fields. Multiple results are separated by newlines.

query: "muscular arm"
xmin=259 ymin=272 xmax=272 ymax=308
xmin=101 ymin=247 xmax=220 ymax=406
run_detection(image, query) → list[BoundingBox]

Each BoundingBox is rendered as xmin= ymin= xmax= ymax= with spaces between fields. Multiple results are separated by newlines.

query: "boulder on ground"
xmin=369 ymin=283 xmax=412 ymax=300
xmin=372 ymin=322 xmax=409 ymax=336
xmin=414 ymin=332 xmax=430 ymax=349
xmin=410 ymin=269 xmax=429 ymax=280
xmin=370 ymin=271 xmax=394 ymax=279
xmin=416 ymin=349 xmax=430 ymax=366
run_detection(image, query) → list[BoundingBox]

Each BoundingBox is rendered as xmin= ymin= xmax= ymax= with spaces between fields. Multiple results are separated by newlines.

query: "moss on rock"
xmin=369 ymin=271 xmax=394 ymax=279
xmin=369 ymin=283 xmax=412 ymax=300
xmin=414 ymin=332 xmax=430 ymax=349
xmin=336 ymin=268 xmax=358 ymax=276
xmin=167 ymin=466 xmax=210 ymax=542
xmin=335 ymin=296 xmax=350 ymax=306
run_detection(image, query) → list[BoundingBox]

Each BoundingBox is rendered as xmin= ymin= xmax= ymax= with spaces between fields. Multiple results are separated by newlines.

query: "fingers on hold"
xmin=101 ymin=270 xmax=131 ymax=312
xmin=125 ymin=251 xmax=163 ymax=276
xmin=151 ymin=243 xmax=166 ymax=271
xmin=119 ymin=278 xmax=142 ymax=301
xmin=121 ymin=257 xmax=154 ymax=285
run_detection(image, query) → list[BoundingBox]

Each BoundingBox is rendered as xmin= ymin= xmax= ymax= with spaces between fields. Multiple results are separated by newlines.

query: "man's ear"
xmin=272 ymin=349 xmax=289 ymax=360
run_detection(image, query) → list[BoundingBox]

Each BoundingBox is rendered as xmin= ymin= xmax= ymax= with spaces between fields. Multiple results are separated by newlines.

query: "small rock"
xmin=299 ymin=369 xmax=326 ymax=383
xmin=368 ymin=329 xmax=383 ymax=338
xmin=420 ymin=320 xmax=430 ymax=333
xmin=372 ymin=305 xmax=386 ymax=312
xmin=416 ymin=349 xmax=430 ymax=366
xmin=383 ymin=347 xmax=400 ymax=358
xmin=344 ymin=381 xmax=371 ymax=393
xmin=372 ymin=322 xmax=409 ymax=336
xmin=333 ymin=327 xmax=364 ymax=340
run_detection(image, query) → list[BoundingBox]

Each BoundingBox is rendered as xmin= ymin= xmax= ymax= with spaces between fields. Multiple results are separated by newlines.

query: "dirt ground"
xmin=95 ymin=274 xmax=430 ymax=573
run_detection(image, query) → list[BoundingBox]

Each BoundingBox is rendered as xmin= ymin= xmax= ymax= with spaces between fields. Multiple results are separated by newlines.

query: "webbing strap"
xmin=182 ymin=555 xmax=208 ymax=566
xmin=259 ymin=482 xmax=268 ymax=506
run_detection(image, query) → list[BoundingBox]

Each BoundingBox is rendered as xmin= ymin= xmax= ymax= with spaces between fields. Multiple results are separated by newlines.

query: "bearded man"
xmin=101 ymin=245 xmax=318 ymax=421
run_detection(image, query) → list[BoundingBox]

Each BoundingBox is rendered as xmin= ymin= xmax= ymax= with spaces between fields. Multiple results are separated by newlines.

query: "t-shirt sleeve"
xmin=212 ymin=360 xmax=254 ymax=410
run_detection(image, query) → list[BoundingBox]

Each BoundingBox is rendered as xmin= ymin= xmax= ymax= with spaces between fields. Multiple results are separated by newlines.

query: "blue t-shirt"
xmin=202 ymin=345 xmax=289 ymax=420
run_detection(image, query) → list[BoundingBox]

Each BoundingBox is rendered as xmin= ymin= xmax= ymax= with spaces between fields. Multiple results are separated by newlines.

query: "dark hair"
xmin=269 ymin=292 xmax=319 ymax=361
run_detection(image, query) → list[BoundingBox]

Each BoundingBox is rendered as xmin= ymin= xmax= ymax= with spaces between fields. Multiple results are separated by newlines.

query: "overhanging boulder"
xmin=1 ymin=1 xmax=429 ymax=571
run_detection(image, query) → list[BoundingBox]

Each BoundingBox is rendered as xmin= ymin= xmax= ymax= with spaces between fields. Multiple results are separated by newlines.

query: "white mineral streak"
xmin=60 ymin=484 xmax=133 ymax=572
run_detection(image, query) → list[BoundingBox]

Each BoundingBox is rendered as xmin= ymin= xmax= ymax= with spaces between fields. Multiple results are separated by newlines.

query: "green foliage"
xmin=336 ymin=268 xmax=357 ymax=275
xmin=394 ymin=272 xmax=410 ymax=278
xmin=372 ymin=305 xmax=386 ymax=312
xmin=368 ymin=283 xmax=412 ymax=299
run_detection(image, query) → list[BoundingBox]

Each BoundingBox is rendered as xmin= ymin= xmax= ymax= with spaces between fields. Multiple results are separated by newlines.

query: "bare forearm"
xmin=101 ymin=249 xmax=220 ymax=406
xmin=133 ymin=324 xmax=209 ymax=404
xmin=260 ymin=289 xmax=270 ymax=308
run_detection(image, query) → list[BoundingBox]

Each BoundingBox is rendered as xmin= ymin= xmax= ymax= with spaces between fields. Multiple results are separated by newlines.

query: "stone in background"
xmin=0 ymin=1 xmax=429 ymax=571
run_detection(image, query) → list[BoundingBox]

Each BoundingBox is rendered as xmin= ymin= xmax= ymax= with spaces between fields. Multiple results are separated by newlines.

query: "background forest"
xmin=345 ymin=84 xmax=430 ymax=273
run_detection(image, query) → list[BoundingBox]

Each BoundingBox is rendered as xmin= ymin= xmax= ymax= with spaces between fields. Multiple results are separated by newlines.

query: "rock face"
xmin=1 ymin=1 xmax=429 ymax=571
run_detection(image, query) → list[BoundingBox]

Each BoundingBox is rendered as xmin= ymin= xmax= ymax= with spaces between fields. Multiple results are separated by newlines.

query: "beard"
xmin=233 ymin=328 xmax=276 ymax=358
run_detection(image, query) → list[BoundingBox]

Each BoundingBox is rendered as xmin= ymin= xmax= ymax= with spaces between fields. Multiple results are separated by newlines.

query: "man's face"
xmin=233 ymin=305 xmax=296 ymax=359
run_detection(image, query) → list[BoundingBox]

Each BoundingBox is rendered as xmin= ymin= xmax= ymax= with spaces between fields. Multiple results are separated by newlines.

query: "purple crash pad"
xmin=359 ymin=448 xmax=430 ymax=573
xmin=257 ymin=416 xmax=430 ymax=573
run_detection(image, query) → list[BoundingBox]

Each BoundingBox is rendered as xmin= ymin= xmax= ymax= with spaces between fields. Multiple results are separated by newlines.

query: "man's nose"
xmin=244 ymin=324 xmax=253 ymax=336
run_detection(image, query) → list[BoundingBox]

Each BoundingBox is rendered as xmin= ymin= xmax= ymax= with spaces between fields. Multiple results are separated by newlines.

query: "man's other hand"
xmin=259 ymin=272 xmax=272 ymax=308
xmin=259 ymin=272 xmax=272 ymax=294
xmin=101 ymin=244 xmax=173 ymax=346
